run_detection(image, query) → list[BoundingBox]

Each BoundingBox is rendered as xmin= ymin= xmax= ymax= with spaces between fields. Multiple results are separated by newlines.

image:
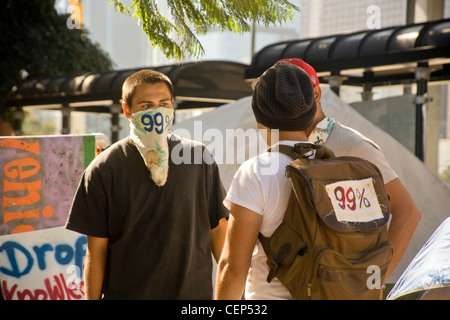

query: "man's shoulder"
xmin=169 ymin=133 xmax=216 ymax=165
xmin=331 ymin=122 xmax=367 ymax=140
xmin=234 ymin=149 xmax=289 ymax=178
xmin=328 ymin=122 xmax=381 ymax=152
xmin=85 ymin=137 xmax=132 ymax=171
xmin=94 ymin=137 xmax=129 ymax=159
xmin=327 ymin=122 xmax=397 ymax=183
xmin=169 ymin=133 xmax=206 ymax=149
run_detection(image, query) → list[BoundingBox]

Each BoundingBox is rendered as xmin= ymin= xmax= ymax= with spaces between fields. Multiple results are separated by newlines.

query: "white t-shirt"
xmin=224 ymin=140 xmax=314 ymax=300
xmin=324 ymin=122 xmax=397 ymax=184
xmin=224 ymin=120 xmax=397 ymax=300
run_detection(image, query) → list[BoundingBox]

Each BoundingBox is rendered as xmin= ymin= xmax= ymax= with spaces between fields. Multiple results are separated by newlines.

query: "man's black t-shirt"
xmin=65 ymin=134 xmax=228 ymax=299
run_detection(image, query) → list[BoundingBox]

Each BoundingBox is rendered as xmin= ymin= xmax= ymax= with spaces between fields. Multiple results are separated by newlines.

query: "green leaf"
xmin=111 ymin=0 xmax=299 ymax=61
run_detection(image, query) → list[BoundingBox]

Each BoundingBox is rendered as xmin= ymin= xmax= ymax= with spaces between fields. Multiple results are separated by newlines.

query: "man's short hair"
xmin=122 ymin=69 xmax=174 ymax=107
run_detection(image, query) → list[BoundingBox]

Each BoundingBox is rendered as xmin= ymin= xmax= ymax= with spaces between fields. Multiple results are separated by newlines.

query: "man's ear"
xmin=122 ymin=102 xmax=131 ymax=119
xmin=314 ymin=85 xmax=322 ymax=106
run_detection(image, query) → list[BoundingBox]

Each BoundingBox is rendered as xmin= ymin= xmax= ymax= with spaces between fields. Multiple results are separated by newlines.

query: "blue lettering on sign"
xmin=0 ymin=236 xmax=86 ymax=279
xmin=142 ymin=112 xmax=165 ymax=134
xmin=33 ymin=243 xmax=53 ymax=270
xmin=0 ymin=241 xmax=34 ymax=278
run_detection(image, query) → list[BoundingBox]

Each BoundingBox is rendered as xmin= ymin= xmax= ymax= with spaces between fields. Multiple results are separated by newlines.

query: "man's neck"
xmin=278 ymin=130 xmax=309 ymax=142
xmin=306 ymin=108 xmax=326 ymax=136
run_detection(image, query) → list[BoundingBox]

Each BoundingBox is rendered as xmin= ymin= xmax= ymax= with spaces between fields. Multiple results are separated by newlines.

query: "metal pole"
xmin=13 ymin=107 xmax=24 ymax=136
xmin=110 ymin=103 xmax=122 ymax=143
xmin=414 ymin=62 xmax=432 ymax=161
xmin=327 ymin=74 xmax=347 ymax=96
xmin=406 ymin=0 xmax=416 ymax=24
xmin=61 ymin=104 xmax=71 ymax=135
xmin=362 ymin=71 xmax=374 ymax=101
xmin=250 ymin=19 xmax=256 ymax=60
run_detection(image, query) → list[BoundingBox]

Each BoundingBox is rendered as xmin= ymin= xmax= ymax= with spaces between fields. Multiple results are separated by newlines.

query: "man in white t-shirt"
xmin=277 ymin=58 xmax=420 ymax=283
xmin=215 ymin=62 xmax=318 ymax=299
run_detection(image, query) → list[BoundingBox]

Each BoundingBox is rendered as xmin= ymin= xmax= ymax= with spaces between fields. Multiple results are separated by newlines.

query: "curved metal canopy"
xmin=246 ymin=18 xmax=450 ymax=86
xmin=6 ymin=60 xmax=253 ymax=112
xmin=245 ymin=18 xmax=450 ymax=161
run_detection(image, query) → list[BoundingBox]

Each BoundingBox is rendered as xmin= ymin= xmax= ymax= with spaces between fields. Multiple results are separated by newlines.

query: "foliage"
xmin=0 ymin=0 xmax=114 ymax=121
xmin=110 ymin=0 xmax=299 ymax=61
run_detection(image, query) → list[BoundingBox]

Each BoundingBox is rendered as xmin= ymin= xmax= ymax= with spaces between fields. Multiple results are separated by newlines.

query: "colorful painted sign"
xmin=0 ymin=134 xmax=108 ymax=300
xmin=0 ymin=227 xmax=86 ymax=300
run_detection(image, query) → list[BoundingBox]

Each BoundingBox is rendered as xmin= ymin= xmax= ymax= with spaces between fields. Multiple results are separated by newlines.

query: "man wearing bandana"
xmin=66 ymin=69 xmax=228 ymax=300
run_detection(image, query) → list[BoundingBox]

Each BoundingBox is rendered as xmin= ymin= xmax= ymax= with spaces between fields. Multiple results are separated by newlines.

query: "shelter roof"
xmin=5 ymin=61 xmax=252 ymax=112
xmin=246 ymin=18 xmax=450 ymax=86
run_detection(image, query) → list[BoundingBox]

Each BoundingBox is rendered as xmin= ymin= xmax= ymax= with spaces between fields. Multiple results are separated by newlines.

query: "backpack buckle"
xmin=267 ymin=243 xmax=291 ymax=283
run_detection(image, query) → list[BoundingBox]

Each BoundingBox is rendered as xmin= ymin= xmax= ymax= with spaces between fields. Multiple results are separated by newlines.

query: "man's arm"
xmin=384 ymin=178 xmax=421 ymax=281
xmin=84 ymin=236 xmax=109 ymax=300
xmin=215 ymin=203 xmax=262 ymax=300
xmin=211 ymin=217 xmax=228 ymax=263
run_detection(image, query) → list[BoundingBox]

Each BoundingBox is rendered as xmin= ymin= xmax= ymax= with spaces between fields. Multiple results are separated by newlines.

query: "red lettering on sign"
xmin=1 ymin=273 xmax=85 ymax=300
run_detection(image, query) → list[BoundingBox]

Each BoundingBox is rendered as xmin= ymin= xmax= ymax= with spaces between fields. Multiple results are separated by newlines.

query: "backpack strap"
xmin=269 ymin=143 xmax=335 ymax=160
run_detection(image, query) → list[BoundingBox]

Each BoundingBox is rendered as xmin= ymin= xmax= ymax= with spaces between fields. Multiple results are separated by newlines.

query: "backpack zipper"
xmin=303 ymin=248 xmax=331 ymax=299
xmin=307 ymin=283 xmax=312 ymax=299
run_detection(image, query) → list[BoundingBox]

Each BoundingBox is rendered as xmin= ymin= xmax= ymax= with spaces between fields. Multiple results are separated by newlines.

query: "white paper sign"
xmin=0 ymin=227 xmax=86 ymax=300
xmin=325 ymin=178 xmax=383 ymax=222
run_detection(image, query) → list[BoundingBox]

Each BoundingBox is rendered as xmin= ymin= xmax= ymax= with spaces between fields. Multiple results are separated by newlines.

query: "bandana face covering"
xmin=308 ymin=117 xmax=335 ymax=145
xmin=129 ymin=107 xmax=174 ymax=186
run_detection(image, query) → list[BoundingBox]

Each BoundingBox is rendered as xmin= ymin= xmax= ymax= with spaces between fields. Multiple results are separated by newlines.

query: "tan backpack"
xmin=259 ymin=143 xmax=393 ymax=300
